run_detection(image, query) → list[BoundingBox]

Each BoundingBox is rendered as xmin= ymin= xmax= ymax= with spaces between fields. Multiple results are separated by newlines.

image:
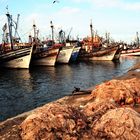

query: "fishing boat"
xmin=121 ymin=44 xmax=140 ymax=56
xmin=78 ymin=35 xmax=119 ymax=61
xmin=79 ymin=46 xmax=118 ymax=61
xmin=78 ymin=21 xmax=119 ymax=61
xmin=55 ymin=28 xmax=74 ymax=64
xmin=31 ymin=39 xmax=60 ymax=66
xmin=0 ymin=43 xmax=33 ymax=68
xmin=0 ymin=11 xmax=33 ymax=68
xmin=56 ymin=42 xmax=74 ymax=63
xmin=30 ymin=23 xmax=61 ymax=66
xmin=121 ymin=32 xmax=140 ymax=56
xmin=90 ymin=47 xmax=118 ymax=61
xmin=121 ymin=48 xmax=140 ymax=56
xmin=70 ymin=41 xmax=82 ymax=62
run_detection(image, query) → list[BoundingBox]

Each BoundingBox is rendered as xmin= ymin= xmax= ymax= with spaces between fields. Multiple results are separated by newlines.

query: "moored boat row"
xmin=1 ymin=11 xmax=140 ymax=69
xmin=120 ymin=32 xmax=140 ymax=57
xmin=0 ymin=11 xmax=82 ymax=69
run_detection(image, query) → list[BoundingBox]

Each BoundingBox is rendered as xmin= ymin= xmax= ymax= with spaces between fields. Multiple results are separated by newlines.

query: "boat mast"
xmin=33 ymin=23 xmax=36 ymax=40
xmin=105 ymin=32 xmax=110 ymax=46
xmin=6 ymin=8 xmax=13 ymax=50
xmin=90 ymin=20 xmax=94 ymax=47
xmin=2 ymin=23 xmax=8 ymax=43
xmin=14 ymin=14 xmax=20 ymax=37
xmin=136 ymin=32 xmax=139 ymax=48
xmin=67 ymin=27 xmax=72 ymax=41
xmin=33 ymin=23 xmax=40 ymax=44
xmin=50 ymin=21 xmax=54 ymax=41
xmin=59 ymin=29 xmax=65 ymax=43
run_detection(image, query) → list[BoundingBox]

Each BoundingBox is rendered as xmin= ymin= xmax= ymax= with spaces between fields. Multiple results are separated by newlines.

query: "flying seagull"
xmin=53 ymin=0 xmax=59 ymax=4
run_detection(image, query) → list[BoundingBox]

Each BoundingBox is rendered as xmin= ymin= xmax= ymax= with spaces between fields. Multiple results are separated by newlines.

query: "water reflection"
xmin=0 ymin=69 xmax=33 ymax=121
xmin=0 ymin=69 xmax=33 ymax=93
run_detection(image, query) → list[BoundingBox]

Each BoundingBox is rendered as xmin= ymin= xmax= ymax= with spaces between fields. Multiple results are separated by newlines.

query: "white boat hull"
xmin=56 ymin=46 xmax=74 ymax=63
xmin=2 ymin=54 xmax=31 ymax=68
xmin=0 ymin=47 xmax=33 ymax=68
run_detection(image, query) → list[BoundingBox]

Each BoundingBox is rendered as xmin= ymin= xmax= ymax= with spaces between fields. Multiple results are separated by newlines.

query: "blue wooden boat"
xmin=69 ymin=41 xmax=82 ymax=62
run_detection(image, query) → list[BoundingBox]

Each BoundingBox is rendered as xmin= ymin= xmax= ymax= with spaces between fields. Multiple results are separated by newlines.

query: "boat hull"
xmin=90 ymin=49 xmax=117 ymax=61
xmin=0 ymin=46 xmax=33 ymax=68
xmin=70 ymin=46 xmax=81 ymax=62
xmin=113 ymin=48 xmax=121 ymax=60
xmin=121 ymin=48 xmax=140 ymax=56
xmin=31 ymin=47 xmax=59 ymax=66
xmin=79 ymin=47 xmax=118 ymax=61
xmin=56 ymin=46 xmax=74 ymax=63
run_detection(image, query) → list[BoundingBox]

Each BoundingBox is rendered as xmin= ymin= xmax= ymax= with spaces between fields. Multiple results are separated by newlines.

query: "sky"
xmin=0 ymin=0 xmax=140 ymax=43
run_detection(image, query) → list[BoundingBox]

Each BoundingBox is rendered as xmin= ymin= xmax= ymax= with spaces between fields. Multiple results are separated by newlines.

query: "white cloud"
xmin=72 ymin=0 xmax=140 ymax=11
xmin=57 ymin=7 xmax=80 ymax=15
xmin=90 ymin=0 xmax=140 ymax=11
xmin=124 ymin=2 xmax=140 ymax=11
xmin=18 ymin=6 xmax=81 ymax=40
xmin=72 ymin=0 xmax=92 ymax=3
xmin=92 ymin=0 xmax=122 ymax=8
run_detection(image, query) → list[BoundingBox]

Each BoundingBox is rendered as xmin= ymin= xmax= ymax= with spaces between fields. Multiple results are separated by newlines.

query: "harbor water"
xmin=0 ymin=56 xmax=140 ymax=121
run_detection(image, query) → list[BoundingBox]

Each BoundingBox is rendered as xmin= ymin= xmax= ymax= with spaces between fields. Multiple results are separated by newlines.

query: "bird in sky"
xmin=53 ymin=0 xmax=59 ymax=4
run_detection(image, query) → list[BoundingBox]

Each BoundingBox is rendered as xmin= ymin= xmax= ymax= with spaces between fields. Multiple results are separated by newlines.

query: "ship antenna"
xmin=50 ymin=21 xmax=54 ymax=41
xmin=6 ymin=5 xmax=8 ymax=13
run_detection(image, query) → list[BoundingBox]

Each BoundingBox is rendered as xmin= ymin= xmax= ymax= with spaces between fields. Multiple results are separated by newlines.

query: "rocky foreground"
xmin=1 ymin=64 xmax=140 ymax=140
